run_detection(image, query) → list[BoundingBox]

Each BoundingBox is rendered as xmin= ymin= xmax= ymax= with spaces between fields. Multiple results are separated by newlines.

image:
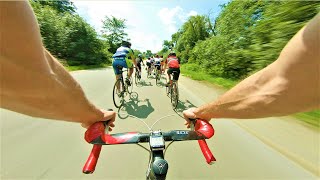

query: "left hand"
xmin=82 ymin=109 xmax=116 ymax=130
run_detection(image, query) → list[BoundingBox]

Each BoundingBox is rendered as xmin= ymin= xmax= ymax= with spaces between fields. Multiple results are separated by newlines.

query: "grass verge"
xmin=65 ymin=64 xmax=110 ymax=71
xmin=180 ymin=64 xmax=238 ymax=89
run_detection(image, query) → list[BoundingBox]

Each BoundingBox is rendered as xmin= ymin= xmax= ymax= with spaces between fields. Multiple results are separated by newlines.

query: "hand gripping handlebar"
xmin=82 ymin=118 xmax=216 ymax=174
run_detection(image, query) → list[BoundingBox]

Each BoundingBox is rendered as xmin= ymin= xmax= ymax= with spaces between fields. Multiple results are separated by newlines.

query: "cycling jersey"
xmin=154 ymin=58 xmax=161 ymax=65
xmin=112 ymin=46 xmax=134 ymax=75
xmin=166 ymin=56 xmax=180 ymax=68
xmin=146 ymin=59 xmax=151 ymax=66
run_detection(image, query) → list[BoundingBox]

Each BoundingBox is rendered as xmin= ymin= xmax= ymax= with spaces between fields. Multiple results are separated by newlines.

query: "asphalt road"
xmin=1 ymin=67 xmax=318 ymax=179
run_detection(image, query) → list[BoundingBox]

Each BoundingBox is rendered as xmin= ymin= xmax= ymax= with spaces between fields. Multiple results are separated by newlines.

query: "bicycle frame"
xmin=82 ymin=115 xmax=216 ymax=179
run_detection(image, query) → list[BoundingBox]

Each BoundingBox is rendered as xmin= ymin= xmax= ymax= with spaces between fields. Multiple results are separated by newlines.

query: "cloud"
xmin=128 ymin=30 xmax=162 ymax=53
xmin=72 ymin=1 xmax=137 ymax=33
xmin=158 ymin=6 xmax=198 ymax=33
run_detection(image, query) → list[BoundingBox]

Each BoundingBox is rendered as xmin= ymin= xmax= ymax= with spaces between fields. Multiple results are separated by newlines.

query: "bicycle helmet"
xmin=168 ymin=51 xmax=176 ymax=57
xmin=122 ymin=40 xmax=131 ymax=48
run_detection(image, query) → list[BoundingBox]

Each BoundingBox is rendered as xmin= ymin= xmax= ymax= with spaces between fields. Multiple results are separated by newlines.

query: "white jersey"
xmin=154 ymin=58 xmax=161 ymax=65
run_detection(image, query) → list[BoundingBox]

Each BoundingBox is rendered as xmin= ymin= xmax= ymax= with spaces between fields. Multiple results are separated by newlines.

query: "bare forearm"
xmin=0 ymin=1 xmax=103 ymax=124
xmin=194 ymin=14 xmax=320 ymax=120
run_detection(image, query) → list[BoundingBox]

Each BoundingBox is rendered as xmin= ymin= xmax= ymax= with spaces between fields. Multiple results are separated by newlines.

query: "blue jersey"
xmin=112 ymin=46 xmax=134 ymax=61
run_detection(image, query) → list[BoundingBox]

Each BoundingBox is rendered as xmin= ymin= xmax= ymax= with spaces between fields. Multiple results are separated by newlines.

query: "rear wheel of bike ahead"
xmin=155 ymin=72 xmax=161 ymax=85
xmin=171 ymin=82 xmax=179 ymax=109
xmin=135 ymin=71 xmax=141 ymax=86
xmin=127 ymin=75 xmax=133 ymax=93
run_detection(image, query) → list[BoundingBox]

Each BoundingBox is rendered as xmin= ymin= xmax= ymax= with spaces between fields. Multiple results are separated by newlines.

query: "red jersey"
xmin=166 ymin=56 xmax=180 ymax=68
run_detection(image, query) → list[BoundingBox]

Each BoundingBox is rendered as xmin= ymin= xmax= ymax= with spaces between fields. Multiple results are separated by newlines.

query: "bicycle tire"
xmin=171 ymin=82 xmax=179 ymax=109
xmin=113 ymin=79 xmax=124 ymax=108
xmin=166 ymin=83 xmax=170 ymax=96
xmin=127 ymin=76 xmax=133 ymax=93
xmin=155 ymin=72 xmax=160 ymax=85
xmin=135 ymin=72 xmax=141 ymax=86
xmin=147 ymin=68 xmax=152 ymax=79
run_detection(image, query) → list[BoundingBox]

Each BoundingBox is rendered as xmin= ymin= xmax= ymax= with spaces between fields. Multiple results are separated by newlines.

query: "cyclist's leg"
xmin=166 ymin=68 xmax=172 ymax=86
xmin=112 ymin=60 xmax=125 ymax=91
xmin=137 ymin=63 xmax=141 ymax=76
xmin=125 ymin=58 xmax=133 ymax=78
xmin=157 ymin=65 xmax=161 ymax=75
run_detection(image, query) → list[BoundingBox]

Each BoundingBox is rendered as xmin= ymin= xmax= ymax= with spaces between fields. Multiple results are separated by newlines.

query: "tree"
xmin=31 ymin=1 xmax=112 ymax=65
xmin=101 ymin=16 xmax=128 ymax=53
xmin=145 ymin=50 xmax=153 ymax=58
xmin=31 ymin=0 xmax=76 ymax=14
xmin=173 ymin=15 xmax=212 ymax=62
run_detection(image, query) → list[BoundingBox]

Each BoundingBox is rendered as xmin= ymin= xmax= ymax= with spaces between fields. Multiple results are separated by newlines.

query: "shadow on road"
xmin=136 ymin=80 xmax=153 ymax=87
xmin=174 ymin=99 xmax=197 ymax=118
xmin=118 ymin=97 xmax=154 ymax=119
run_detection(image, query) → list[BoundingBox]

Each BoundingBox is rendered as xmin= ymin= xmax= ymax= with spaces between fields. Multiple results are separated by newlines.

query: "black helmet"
xmin=169 ymin=51 xmax=176 ymax=56
xmin=122 ymin=41 xmax=131 ymax=48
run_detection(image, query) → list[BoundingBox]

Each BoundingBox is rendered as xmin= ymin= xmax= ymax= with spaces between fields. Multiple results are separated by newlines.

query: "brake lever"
xmin=103 ymin=108 xmax=114 ymax=135
xmin=188 ymin=118 xmax=196 ymax=131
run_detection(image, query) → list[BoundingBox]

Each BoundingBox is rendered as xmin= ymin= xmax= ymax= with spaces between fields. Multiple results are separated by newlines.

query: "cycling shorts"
xmin=155 ymin=64 xmax=161 ymax=70
xmin=112 ymin=58 xmax=133 ymax=75
xmin=167 ymin=68 xmax=180 ymax=80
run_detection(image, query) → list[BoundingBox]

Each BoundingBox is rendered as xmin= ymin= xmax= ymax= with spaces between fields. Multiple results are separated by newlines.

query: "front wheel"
xmin=113 ymin=79 xmax=124 ymax=108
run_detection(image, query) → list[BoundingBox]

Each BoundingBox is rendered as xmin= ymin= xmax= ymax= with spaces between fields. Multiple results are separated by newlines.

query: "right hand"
xmin=183 ymin=108 xmax=198 ymax=128
xmin=183 ymin=108 xmax=211 ymax=128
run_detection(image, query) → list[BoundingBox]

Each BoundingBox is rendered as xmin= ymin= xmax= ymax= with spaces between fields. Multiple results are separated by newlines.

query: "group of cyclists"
xmin=112 ymin=41 xmax=180 ymax=87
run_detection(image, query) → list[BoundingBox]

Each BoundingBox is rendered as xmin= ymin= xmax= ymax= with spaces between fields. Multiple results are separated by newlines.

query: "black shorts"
xmin=146 ymin=62 xmax=151 ymax=67
xmin=167 ymin=68 xmax=180 ymax=80
xmin=137 ymin=63 xmax=141 ymax=70
xmin=155 ymin=64 xmax=161 ymax=70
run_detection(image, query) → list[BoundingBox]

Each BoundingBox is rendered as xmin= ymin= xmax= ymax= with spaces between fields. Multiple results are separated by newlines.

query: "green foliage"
xmin=173 ymin=15 xmax=212 ymax=62
xmin=172 ymin=0 xmax=319 ymax=79
xmin=30 ymin=1 xmax=112 ymax=66
xmin=248 ymin=1 xmax=320 ymax=70
xmin=31 ymin=0 xmax=76 ymax=14
xmin=145 ymin=50 xmax=153 ymax=58
xmin=101 ymin=16 xmax=128 ymax=53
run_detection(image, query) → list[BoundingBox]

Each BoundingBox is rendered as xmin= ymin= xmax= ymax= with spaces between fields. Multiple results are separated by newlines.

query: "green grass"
xmin=294 ymin=110 xmax=320 ymax=128
xmin=181 ymin=63 xmax=319 ymax=128
xmin=65 ymin=64 xmax=110 ymax=71
xmin=180 ymin=64 xmax=238 ymax=89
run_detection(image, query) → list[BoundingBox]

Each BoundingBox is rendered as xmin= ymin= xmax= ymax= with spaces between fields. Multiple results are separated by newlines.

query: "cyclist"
xmin=154 ymin=55 xmax=161 ymax=76
xmin=146 ymin=57 xmax=152 ymax=75
xmin=160 ymin=55 xmax=165 ymax=74
xmin=136 ymin=54 xmax=145 ymax=78
xmin=165 ymin=52 xmax=180 ymax=87
xmin=112 ymin=41 xmax=136 ymax=86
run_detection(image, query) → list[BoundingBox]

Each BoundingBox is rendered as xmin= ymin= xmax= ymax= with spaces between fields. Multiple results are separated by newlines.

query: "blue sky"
xmin=71 ymin=0 xmax=229 ymax=53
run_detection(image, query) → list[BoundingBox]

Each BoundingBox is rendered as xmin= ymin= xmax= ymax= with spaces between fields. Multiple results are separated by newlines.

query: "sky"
xmin=71 ymin=0 xmax=229 ymax=53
